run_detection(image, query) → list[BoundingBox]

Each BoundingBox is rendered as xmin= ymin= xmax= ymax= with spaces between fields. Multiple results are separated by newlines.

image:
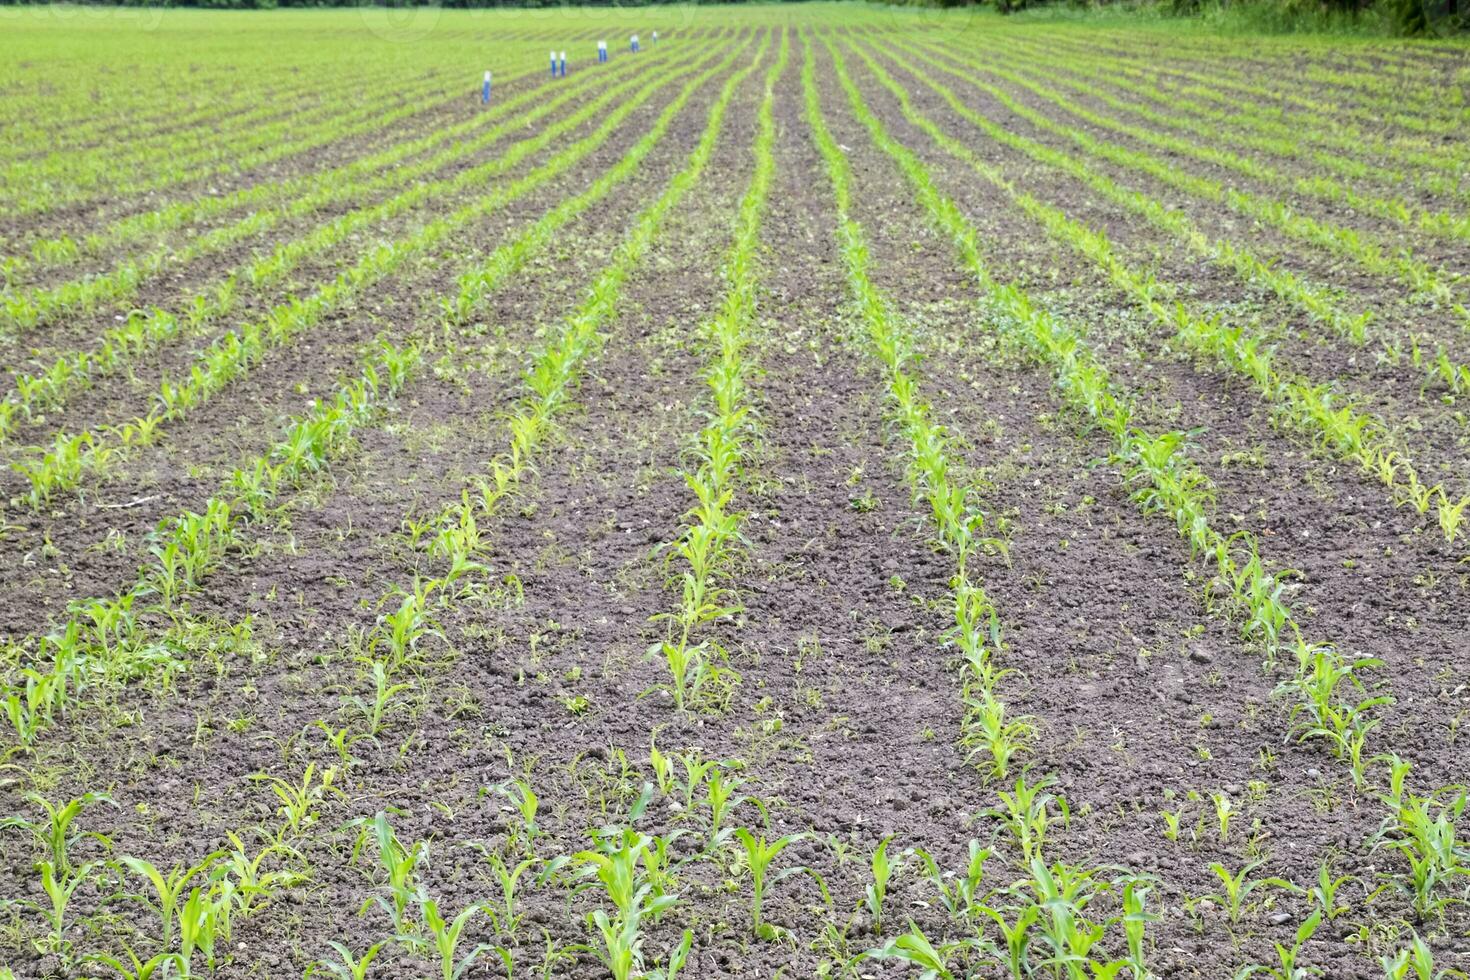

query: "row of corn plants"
xmin=829 ymin=41 xmax=1470 ymax=974
xmin=11 ymin=36 xmax=764 ymax=758
xmin=854 ymin=40 xmax=1470 ymax=546
xmin=872 ymin=38 xmax=1370 ymax=347
xmin=804 ymin=33 xmax=1161 ymax=978
xmin=912 ymin=39 xmax=1470 ymax=365
xmin=1077 ymin=31 xmax=1470 ymax=128
xmin=991 ymin=33 xmax=1470 ymax=210
xmin=1 ymin=341 xmax=417 ymax=749
xmin=0 ymin=43 xmax=435 ymax=165
xmin=649 ymin=33 xmax=787 ymax=714
xmin=1055 ymin=41 xmax=1470 ymax=186
xmin=1 ymin=62 xmax=353 ymax=160
xmin=878 ymin=39 xmax=1470 ymax=409
xmin=0 ymin=58 xmax=423 ymax=202
xmin=1 ymin=55 xmax=598 ymax=284
xmin=912 ymin=37 xmax=1466 ymax=317
xmin=0 ymin=26 xmax=735 ymax=283
xmin=1 ymin=61 xmax=490 ymax=219
xmin=1036 ymin=30 xmax=1470 ymax=146
xmin=1 ymin=37 xmax=759 ymax=754
xmin=4 ymin=47 xmax=725 ymax=510
xmin=957 ymin=35 xmax=1470 ymax=243
xmin=0 ymin=51 xmax=703 ymax=445
xmin=9 ymin=42 xmax=771 ymax=970
xmin=279 ymin=57 xmax=775 ymax=976
xmin=3 ymin=747 xmax=775 ymax=975
xmin=0 ymin=45 xmax=664 ymax=330
xmin=0 ymin=751 xmax=363 ymax=974
xmin=348 ymin=32 xmax=764 ymax=738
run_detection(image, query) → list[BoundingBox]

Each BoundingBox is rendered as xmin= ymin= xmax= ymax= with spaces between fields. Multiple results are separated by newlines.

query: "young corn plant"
xmin=115 ymin=852 xmax=225 ymax=953
xmin=1379 ymin=932 xmax=1464 ymax=979
xmin=86 ymin=948 xmax=187 ymax=980
xmin=575 ymin=827 xmax=691 ymax=980
xmin=402 ymin=891 xmax=494 ymax=980
xmin=487 ymin=776 xmax=541 ymax=848
xmin=982 ymin=774 xmax=1070 ymax=864
xmin=309 ymin=940 xmax=386 ymax=980
xmin=343 ymin=660 xmax=415 ymax=737
xmin=871 ymin=922 xmax=970 ymax=980
xmin=1371 ymin=778 xmax=1470 ymax=924
xmin=863 ymin=836 xmax=901 ymax=937
xmin=30 ymin=859 xmax=97 ymax=961
xmin=1309 ymin=860 xmax=1356 ymax=922
xmin=0 ymin=790 xmax=114 ymax=879
xmin=249 ymin=762 xmax=341 ymax=843
xmin=473 ymin=848 xmax=538 ymax=938
xmin=913 ymin=840 xmax=992 ymax=926
xmin=1276 ymin=645 xmax=1391 ymax=760
xmin=1195 ymin=859 xmax=1298 ymax=926
xmin=1236 ymin=911 xmax=1325 ymax=979
xmin=1020 ymin=858 xmax=1116 ymax=979
xmin=353 ymin=812 xmax=427 ymax=936
xmin=730 ymin=828 xmax=825 ymax=940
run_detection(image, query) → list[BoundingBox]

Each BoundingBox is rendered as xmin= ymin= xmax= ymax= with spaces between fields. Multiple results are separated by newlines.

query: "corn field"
xmin=1 ymin=5 xmax=1469 ymax=979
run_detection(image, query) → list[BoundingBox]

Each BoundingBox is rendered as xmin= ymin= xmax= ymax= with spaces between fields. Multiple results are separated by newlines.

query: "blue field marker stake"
xmin=598 ymin=40 xmax=607 ymax=63
xmin=631 ymin=33 xmax=639 ymax=53
xmin=550 ymin=50 xmax=558 ymax=77
xmin=481 ymin=70 xmax=491 ymax=104
xmin=559 ymin=51 xmax=567 ymax=77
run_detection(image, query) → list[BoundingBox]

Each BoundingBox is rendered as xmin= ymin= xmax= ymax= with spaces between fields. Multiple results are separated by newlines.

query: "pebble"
xmin=1189 ymin=647 xmax=1213 ymax=665
xmin=1266 ymin=911 xmax=1292 ymax=926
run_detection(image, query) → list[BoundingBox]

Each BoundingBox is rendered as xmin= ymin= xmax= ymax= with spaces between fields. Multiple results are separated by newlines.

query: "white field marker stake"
xmin=652 ymin=30 xmax=658 ymax=44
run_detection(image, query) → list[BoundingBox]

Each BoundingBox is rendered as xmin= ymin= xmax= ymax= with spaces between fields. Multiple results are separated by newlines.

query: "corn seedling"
xmin=86 ymin=948 xmax=187 ymax=980
xmin=116 ymin=852 xmax=225 ymax=952
xmin=30 ymin=859 xmax=96 ymax=959
xmin=1196 ymin=859 xmax=1298 ymax=925
xmin=354 ymin=812 xmax=427 ymax=935
xmin=871 ymin=922 xmax=967 ymax=980
xmin=702 ymin=766 xmax=751 ymax=848
xmin=488 ymin=776 xmax=541 ymax=847
xmin=1 ymin=790 xmax=114 ymax=880
xmin=1119 ymin=876 xmax=1159 ymax=979
xmin=473 ymin=848 xmax=538 ymax=938
xmin=730 ymin=828 xmax=825 ymax=940
xmin=913 ymin=840 xmax=992 ymax=925
xmin=983 ymin=773 xmax=1070 ymax=863
xmin=1310 ymin=860 xmax=1356 ymax=921
xmin=1380 ymin=932 xmax=1467 ymax=979
xmin=1236 ymin=910 xmax=1325 ymax=979
xmin=218 ymin=832 xmax=300 ymax=916
xmin=249 ymin=761 xmax=340 ymax=842
xmin=1021 ymin=858 xmax=1114 ymax=978
xmin=404 ymin=891 xmax=494 ymax=980
xmin=862 ymin=836 xmax=901 ymax=936
xmin=308 ymin=940 xmax=387 ymax=980
xmin=344 ymin=660 xmax=414 ymax=737
xmin=1371 ymin=781 xmax=1470 ymax=923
